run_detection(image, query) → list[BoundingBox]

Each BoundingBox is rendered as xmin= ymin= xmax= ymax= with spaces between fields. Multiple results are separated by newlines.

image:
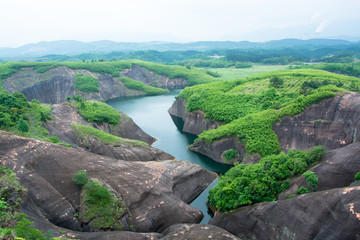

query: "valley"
xmin=0 ymin=59 xmax=360 ymax=239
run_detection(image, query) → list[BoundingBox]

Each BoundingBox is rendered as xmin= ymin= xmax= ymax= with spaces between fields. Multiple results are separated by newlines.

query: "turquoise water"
xmin=107 ymin=89 xmax=230 ymax=223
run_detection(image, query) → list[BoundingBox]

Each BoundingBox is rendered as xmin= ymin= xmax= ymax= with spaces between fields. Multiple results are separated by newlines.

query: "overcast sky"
xmin=1 ymin=0 xmax=360 ymax=47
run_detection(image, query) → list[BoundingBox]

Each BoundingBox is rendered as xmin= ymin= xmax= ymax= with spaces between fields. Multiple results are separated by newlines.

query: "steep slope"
xmin=0 ymin=60 xmax=217 ymax=104
xmin=44 ymin=103 xmax=173 ymax=161
xmin=0 ymin=132 xmax=217 ymax=233
xmin=169 ymin=69 xmax=360 ymax=164
xmin=209 ymin=142 xmax=360 ymax=240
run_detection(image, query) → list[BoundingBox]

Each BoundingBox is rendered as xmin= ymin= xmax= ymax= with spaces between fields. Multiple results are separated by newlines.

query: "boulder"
xmin=210 ymin=181 xmax=360 ymax=240
xmin=0 ymin=132 xmax=217 ymax=233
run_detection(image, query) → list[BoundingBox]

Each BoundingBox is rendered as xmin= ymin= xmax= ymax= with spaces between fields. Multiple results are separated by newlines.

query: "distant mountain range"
xmin=0 ymin=38 xmax=359 ymax=59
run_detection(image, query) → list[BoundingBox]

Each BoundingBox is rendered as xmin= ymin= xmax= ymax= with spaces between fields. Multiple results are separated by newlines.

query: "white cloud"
xmin=315 ymin=20 xmax=329 ymax=33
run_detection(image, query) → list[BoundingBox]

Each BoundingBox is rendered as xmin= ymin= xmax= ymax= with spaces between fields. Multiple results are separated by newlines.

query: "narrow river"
xmin=107 ymin=89 xmax=230 ymax=223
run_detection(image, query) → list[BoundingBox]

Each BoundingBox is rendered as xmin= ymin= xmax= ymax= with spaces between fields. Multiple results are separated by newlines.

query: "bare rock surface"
xmin=170 ymin=93 xmax=360 ymax=164
xmin=273 ymin=92 xmax=360 ymax=152
xmin=3 ymin=65 xmax=189 ymax=104
xmin=0 ymin=132 xmax=217 ymax=233
xmin=121 ymin=65 xmax=188 ymax=89
xmin=159 ymin=224 xmax=242 ymax=240
xmin=168 ymin=97 xmax=220 ymax=135
xmin=281 ymin=142 xmax=360 ymax=198
xmin=210 ymin=180 xmax=360 ymax=240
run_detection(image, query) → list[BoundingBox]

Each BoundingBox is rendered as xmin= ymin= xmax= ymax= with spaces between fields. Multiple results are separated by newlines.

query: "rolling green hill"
xmin=179 ymin=69 xmax=360 ymax=157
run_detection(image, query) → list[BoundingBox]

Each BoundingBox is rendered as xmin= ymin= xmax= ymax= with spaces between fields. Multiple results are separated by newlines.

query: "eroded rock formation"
xmin=169 ymin=93 xmax=360 ymax=164
xmin=44 ymin=104 xmax=173 ymax=161
xmin=3 ymin=65 xmax=189 ymax=104
xmin=0 ymin=132 xmax=217 ymax=233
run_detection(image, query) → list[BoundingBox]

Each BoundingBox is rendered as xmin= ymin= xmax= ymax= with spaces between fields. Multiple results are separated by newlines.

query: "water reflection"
xmin=107 ymin=89 xmax=230 ymax=223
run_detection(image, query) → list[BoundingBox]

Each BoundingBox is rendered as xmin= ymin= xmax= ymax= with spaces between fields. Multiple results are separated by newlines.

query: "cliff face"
xmin=209 ymin=142 xmax=360 ymax=240
xmin=0 ymin=132 xmax=217 ymax=233
xmin=3 ymin=65 xmax=189 ymax=104
xmin=169 ymin=93 xmax=360 ymax=164
xmin=121 ymin=65 xmax=188 ymax=89
xmin=273 ymin=92 xmax=360 ymax=151
xmin=168 ymin=97 xmax=220 ymax=135
xmin=44 ymin=104 xmax=172 ymax=161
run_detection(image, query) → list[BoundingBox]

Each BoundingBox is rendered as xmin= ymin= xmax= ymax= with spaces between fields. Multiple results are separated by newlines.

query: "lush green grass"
xmin=73 ymin=173 xmax=128 ymax=231
xmin=119 ymin=77 xmax=167 ymax=95
xmin=74 ymin=74 xmax=99 ymax=92
xmin=71 ymin=124 xmax=148 ymax=147
xmin=179 ymin=69 xmax=359 ymax=157
xmin=296 ymin=62 xmax=360 ymax=83
xmin=72 ymin=97 xmax=120 ymax=125
xmin=0 ymin=92 xmax=52 ymax=139
xmin=211 ymin=65 xmax=289 ymax=80
xmin=208 ymin=146 xmax=326 ymax=211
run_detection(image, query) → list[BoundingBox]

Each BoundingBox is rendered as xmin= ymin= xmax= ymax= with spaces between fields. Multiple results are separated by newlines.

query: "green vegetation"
xmin=355 ymin=172 xmax=360 ymax=181
xmin=179 ymin=69 xmax=359 ymax=157
xmin=119 ymin=77 xmax=167 ymax=95
xmin=73 ymin=170 xmax=89 ymax=186
xmin=71 ymin=124 xmax=147 ymax=147
xmin=222 ymin=149 xmax=239 ymax=163
xmin=72 ymin=95 xmax=120 ymax=125
xmin=0 ymin=91 xmax=51 ymax=139
xmin=74 ymin=74 xmax=99 ymax=92
xmin=0 ymin=60 xmax=218 ymax=90
xmin=297 ymin=62 xmax=360 ymax=79
xmin=302 ymin=171 xmax=318 ymax=191
xmin=296 ymin=187 xmax=311 ymax=195
xmin=0 ymin=166 xmax=45 ymax=240
xmin=208 ymin=146 xmax=326 ymax=211
xmin=209 ymin=65 xmax=288 ymax=80
xmin=73 ymin=171 xmax=127 ymax=230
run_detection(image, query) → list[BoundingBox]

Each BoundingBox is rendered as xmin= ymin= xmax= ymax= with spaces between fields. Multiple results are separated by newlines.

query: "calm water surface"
xmin=107 ymin=89 xmax=230 ymax=223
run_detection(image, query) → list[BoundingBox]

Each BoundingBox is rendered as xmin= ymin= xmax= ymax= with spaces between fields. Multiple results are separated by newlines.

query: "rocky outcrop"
xmin=170 ymin=93 xmax=360 ymax=164
xmin=121 ymin=65 xmax=188 ymax=89
xmin=159 ymin=224 xmax=241 ymax=240
xmin=43 ymin=104 xmax=173 ymax=161
xmin=273 ymin=93 xmax=360 ymax=152
xmin=3 ymin=65 xmax=188 ymax=104
xmin=209 ymin=142 xmax=360 ymax=239
xmin=210 ymin=180 xmax=360 ymax=240
xmin=0 ymin=132 xmax=217 ymax=233
xmin=280 ymin=142 xmax=360 ymax=198
xmin=168 ymin=97 xmax=220 ymax=135
xmin=189 ymin=137 xmax=245 ymax=165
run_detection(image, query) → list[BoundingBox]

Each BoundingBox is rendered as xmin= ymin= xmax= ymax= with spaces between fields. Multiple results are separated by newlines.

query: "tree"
xmin=302 ymin=171 xmax=318 ymax=191
xmin=66 ymin=96 xmax=71 ymax=102
xmin=269 ymin=76 xmax=284 ymax=89
xmin=17 ymin=118 xmax=29 ymax=133
xmin=73 ymin=170 xmax=88 ymax=186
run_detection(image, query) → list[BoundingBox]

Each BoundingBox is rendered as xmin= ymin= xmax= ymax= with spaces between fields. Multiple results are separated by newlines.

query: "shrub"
xmin=75 ymin=101 xmax=120 ymax=125
xmin=269 ymin=76 xmax=284 ymax=88
xmin=208 ymin=146 xmax=326 ymax=211
xmin=302 ymin=171 xmax=318 ymax=191
xmin=222 ymin=149 xmax=238 ymax=163
xmin=73 ymin=170 xmax=89 ymax=186
xmin=296 ymin=187 xmax=311 ymax=195
xmin=17 ymin=118 xmax=28 ymax=132
xmin=354 ymin=172 xmax=360 ymax=181
xmin=48 ymin=136 xmax=59 ymax=143
xmin=14 ymin=215 xmax=44 ymax=240
xmin=74 ymin=74 xmax=99 ymax=92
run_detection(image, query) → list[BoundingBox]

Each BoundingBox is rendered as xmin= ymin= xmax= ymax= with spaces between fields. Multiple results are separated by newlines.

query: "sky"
xmin=0 ymin=0 xmax=360 ymax=47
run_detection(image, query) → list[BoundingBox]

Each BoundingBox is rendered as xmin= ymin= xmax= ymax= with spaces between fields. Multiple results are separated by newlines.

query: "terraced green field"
xmin=210 ymin=65 xmax=289 ymax=80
